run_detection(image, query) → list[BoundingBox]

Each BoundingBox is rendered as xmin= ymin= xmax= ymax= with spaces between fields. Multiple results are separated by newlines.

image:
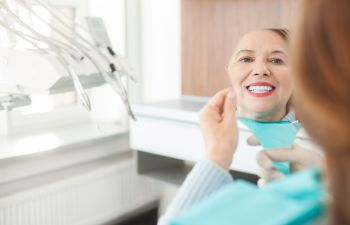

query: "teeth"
xmin=247 ymin=86 xmax=273 ymax=93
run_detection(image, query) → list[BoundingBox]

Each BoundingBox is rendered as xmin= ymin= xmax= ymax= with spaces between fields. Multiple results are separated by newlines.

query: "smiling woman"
xmin=227 ymin=29 xmax=292 ymax=122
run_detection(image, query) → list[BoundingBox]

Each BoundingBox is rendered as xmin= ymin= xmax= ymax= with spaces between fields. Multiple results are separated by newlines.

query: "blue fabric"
xmin=170 ymin=169 xmax=324 ymax=225
xmin=238 ymin=117 xmax=301 ymax=175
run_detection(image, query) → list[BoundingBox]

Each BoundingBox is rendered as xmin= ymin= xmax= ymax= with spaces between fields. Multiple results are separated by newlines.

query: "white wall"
xmin=140 ymin=0 xmax=181 ymax=103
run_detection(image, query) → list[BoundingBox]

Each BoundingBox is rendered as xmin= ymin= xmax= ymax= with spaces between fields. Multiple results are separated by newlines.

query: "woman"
xmin=160 ymin=0 xmax=350 ymax=224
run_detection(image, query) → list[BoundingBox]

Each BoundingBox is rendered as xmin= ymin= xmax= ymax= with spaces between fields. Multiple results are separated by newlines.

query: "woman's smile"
xmin=245 ymin=82 xmax=276 ymax=97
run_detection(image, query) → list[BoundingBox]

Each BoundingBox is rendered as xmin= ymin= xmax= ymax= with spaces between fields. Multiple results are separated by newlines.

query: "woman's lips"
xmin=245 ymin=82 xmax=276 ymax=97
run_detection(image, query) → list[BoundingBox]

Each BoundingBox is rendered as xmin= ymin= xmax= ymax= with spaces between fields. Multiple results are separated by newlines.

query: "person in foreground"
xmin=158 ymin=0 xmax=350 ymax=224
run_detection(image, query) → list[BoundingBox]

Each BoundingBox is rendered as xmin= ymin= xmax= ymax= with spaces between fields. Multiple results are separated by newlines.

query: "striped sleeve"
xmin=157 ymin=160 xmax=233 ymax=225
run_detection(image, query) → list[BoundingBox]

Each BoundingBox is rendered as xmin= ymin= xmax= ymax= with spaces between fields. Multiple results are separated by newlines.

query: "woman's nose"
xmin=252 ymin=61 xmax=271 ymax=76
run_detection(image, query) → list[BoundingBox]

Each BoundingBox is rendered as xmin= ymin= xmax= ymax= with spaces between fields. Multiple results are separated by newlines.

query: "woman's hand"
xmin=199 ymin=88 xmax=238 ymax=170
xmin=255 ymin=143 xmax=324 ymax=187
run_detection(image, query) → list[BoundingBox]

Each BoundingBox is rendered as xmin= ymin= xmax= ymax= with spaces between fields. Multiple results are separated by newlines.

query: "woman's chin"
xmin=247 ymin=104 xmax=276 ymax=115
xmin=239 ymin=104 xmax=282 ymax=121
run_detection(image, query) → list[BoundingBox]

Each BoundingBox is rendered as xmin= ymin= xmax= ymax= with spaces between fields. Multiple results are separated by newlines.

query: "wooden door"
xmin=181 ymin=0 xmax=297 ymax=96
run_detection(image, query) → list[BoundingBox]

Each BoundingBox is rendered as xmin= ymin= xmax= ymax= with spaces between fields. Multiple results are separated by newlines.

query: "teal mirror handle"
xmin=270 ymin=157 xmax=290 ymax=175
xmin=238 ymin=117 xmax=301 ymax=176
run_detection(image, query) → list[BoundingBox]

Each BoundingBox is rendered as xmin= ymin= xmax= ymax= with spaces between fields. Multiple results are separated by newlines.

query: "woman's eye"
xmin=239 ymin=57 xmax=254 ymax=63
xmin=270 ymin=58 xmax=284 ymax=65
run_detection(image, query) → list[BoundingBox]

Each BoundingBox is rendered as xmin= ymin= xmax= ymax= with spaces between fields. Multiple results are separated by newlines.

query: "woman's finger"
xmin=256 ymin=166 xmax=284 ymax=183
xmin=223 ymin=89 xmax=237 ymax=122
xmin=247 ymin=135 xmax=260 ymax=146
xmin=263 ymin=148 xmax=299 ymax=163
xmin=256 ymin=151 xmax=274 ymax=170
xmin=205 ymin=88 xmax=230 ymax=114
xmin=257 ymin=178 xmax=267 ymax=188
xmin=256 ymin=151 xmax=284 ymax=183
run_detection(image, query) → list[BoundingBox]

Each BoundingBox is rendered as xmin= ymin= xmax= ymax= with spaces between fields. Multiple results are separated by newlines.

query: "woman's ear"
xmin=226 ymin=53 xmax=235 ymax=78
xmin=226 ymin=66 xmax=233 ymax=83
xmin=228 ymin=74 xmax=233 ymax=83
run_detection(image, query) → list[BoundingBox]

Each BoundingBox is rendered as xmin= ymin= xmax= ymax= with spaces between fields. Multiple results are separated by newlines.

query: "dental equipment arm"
xmin=0 ymin=0 xmax=136 ymax=120
xmin=21 ymin=0 xmax=136 ymax=119
xmin=0 ymin=20 xmax=91 ymax=110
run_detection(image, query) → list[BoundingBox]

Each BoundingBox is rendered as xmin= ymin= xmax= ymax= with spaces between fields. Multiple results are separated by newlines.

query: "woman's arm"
xmin=157 ymin=160 xmax=233 ymax=225
xmin=158 ymin=89 xmax=238 ymax=225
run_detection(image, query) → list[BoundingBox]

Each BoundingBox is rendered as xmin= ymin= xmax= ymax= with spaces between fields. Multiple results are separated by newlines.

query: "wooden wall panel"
xmin=181 ymin=0 xmax=297 ymax=96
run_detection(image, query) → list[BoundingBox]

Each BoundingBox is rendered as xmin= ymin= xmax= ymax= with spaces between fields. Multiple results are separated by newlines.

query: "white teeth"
xmin=247 ymin=86 xmax=273 ymax=93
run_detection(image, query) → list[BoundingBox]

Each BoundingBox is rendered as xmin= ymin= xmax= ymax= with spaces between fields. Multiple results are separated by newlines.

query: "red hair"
xmin=292 ymin=0 xmax=350 ymax=224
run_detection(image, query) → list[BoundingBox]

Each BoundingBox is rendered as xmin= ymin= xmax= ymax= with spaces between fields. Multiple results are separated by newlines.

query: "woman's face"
xmin=228 ymin=30 xmax=292 ymax=121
